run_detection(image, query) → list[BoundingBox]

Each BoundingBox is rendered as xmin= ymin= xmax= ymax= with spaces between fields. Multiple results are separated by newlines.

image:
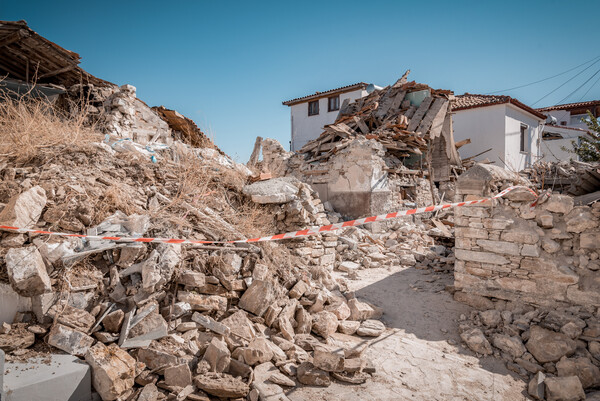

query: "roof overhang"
xmin=454 ymin=98 xmax=546 ymax=120
xmin=282 ymin=82 xmax=368 ymax=106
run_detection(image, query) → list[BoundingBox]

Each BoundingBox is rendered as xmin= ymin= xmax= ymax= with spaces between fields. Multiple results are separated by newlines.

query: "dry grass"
xmin=0 ymin=89 xmax=100 ymax=163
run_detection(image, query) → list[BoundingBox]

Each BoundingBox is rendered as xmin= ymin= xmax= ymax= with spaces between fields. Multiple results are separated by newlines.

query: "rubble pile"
xmin=526 ymin=160 xmax=600 ymax=204
xmin=458 ymin=300 xmax=598 ymax=401
xmin=0 ymin=138 xmax=386 ymax=400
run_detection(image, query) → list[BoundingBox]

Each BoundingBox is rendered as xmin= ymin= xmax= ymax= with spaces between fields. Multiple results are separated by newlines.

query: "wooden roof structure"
xmin=0 ymin=20 xmax=111 ymax=88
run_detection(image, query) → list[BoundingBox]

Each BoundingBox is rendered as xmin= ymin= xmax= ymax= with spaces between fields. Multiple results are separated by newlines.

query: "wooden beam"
xmin=406 ymin=97 xmax=433 ymax=132
xmin=418 ymin=98 xmax=447 ymax=136
xmin=455 ymin=138 xmax=471 ymax=149
xmin=37 ymin=64 xmax=77 ymax=79
xmin=0 ymin=29 xmax=29 ymax=48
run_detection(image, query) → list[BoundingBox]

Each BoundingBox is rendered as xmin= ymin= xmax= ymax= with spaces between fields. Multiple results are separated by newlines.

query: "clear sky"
xmin=2 ymin=0 xmax=599 ymax=161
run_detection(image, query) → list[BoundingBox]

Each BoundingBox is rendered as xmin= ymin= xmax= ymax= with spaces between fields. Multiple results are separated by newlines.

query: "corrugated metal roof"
xmin=282 ymin=82 xmax=368 ymax=106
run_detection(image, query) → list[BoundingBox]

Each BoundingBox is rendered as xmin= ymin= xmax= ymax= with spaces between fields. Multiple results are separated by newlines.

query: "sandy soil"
xmin=287 ymin=265 xmax=528 ymax=401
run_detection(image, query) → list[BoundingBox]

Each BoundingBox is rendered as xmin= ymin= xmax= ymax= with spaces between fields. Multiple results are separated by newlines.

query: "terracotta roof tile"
xmin=452 ymin=93 xmax=546 ymax=120
xmin=282 ymin=82 xmax=368 ymax=106
xmin=536 ymin=100 xmax=600 ymax=112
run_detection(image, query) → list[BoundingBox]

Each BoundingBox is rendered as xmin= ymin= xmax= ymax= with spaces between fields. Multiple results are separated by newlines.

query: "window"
xmin=308 ymin=100 xmax=319 ymax=116
xmin=520 ymin=124 xmax=528 ymax=152
xmin=328 ymin=96 xmax=340 ymax=112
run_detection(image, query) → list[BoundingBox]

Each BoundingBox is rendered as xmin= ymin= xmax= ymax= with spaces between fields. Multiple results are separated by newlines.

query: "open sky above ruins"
xmin=2 ymin=0 xmax=599 ymax=161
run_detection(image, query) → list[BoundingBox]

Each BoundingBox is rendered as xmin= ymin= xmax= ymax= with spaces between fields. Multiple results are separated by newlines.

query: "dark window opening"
xmin=328 ymin=96 xmax=340 ymax=112
xmin=308 ymin=100 xmax=319 ymax=116
xmin=520 ymin=124 xmax=527 ymax=152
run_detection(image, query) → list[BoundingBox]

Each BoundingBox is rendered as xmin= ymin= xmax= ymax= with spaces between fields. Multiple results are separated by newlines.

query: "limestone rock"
xmin=221 ymin=310 xmax=256 ymax=348
xmin=5 ymin=246 xmax=52 ymax=297
xmin=242 ymin=178 xmax=299 ymax=204
xmin=244 ymin=337 xmax=275 ymax=366
xmin=313 ymin=345 xmax=345 ymax=372
xmin=544 ymin=194 xmax=574 ymax=215
xmin=460 ymin=328 xmax=492 ymax=355
xmin=164 ymin=363 xmax=192 ymax=388
xmin=295 ymin=308 xmax=312 ymax=335
xmin=526 ymin=325 xmax=577 ymax=363
xmin=565 ymin=208 xmax=598 ymax=233
xmin=556 ymin=357 xmax=600 ymax=389
xmin=453 ymin=292 xmax=494 ymax=310
xmin=338 ymin=320 xmax=360 ymax=335
xmin=356 ymin=320 xmax=385 ymax=337
xmin=0 ymin=185 xmax=46 ymax=229
xmin=297 ymin=362 xmax=331 ymax=387
xmin=289 ymin=280 xmax=309 ymax=299
xmin=203 ymin=337 xmax=231 ymax=372
xmin=528 ymin=371 xmax=545 ymax=400
xmin=137 ymin=348 xmax=177 ymax=370
xmin=177 ymin=270 xmax=206 ymax=288
xmin=239 ymin=280 xmax=274 ymax=317
xmin=325 ymin=301 xmax=351 ymax=321
xmin=544 ymin=376 xmax=585 ymax=401
xmin=47 ymin=324 xmax=94 ymax=357
xmin=491 ymin=334 xmax=526 ymax=359
xmin=311 ymin=311 xmax=338 ymax=339
xmin=194 ymin=372 xmax=250 ymax=398
xmin=85 ymin=342 xmax=136 ymax=401
xmin=103 ymin=309 xmax=125 ymax=333
xmin=347 ymin=298 xmax=382 ymax=321
xmin=480 ymin=310 xmax=502 ymax=328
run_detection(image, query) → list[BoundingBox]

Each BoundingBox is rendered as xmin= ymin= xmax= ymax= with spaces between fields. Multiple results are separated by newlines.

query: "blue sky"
xmin=2 ymin=0 xmax=599 ymax=161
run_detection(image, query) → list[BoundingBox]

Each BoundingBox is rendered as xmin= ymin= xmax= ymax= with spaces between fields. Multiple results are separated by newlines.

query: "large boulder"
xmin=526 ymin=325 xmax=577 ymax=363
xmin=544 ymin=376 xmax=585 ymax=401
xmin=556 ymin=357 xmax=600 ymax=389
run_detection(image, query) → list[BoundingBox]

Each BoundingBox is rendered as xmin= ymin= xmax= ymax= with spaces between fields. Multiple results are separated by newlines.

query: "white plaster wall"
xmin=504 ymin=104 xmax=543 ymax=171
xmin=544 ymin=110 xmax=571 ymax=126
xmin=541 ymin=138 xmax=579 ymax=162
xmin=452 ymin=104 xmax=507 ymax=166
xmin=290 ymin=89 xmax=367 ymax=151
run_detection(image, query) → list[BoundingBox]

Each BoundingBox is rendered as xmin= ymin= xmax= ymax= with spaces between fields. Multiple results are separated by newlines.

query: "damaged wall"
xmin=454 ymin=166 xmax=600 ymax=308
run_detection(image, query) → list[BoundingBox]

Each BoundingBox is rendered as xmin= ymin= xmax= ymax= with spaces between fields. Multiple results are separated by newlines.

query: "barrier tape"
xmin=0 ymin=185 xmax=539 ymax=245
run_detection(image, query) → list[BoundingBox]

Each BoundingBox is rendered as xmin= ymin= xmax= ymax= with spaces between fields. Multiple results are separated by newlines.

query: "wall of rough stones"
xmin=454 ymin=184 xmax=600 ymax=308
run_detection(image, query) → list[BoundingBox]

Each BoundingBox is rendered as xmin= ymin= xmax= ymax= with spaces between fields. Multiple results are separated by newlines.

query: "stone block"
xmin=5 ymin=246 xmax=52 ymax=297
xmin=455 ymin=227 xmax=488 ymax=239
xmin=526 ymin=325 xmax=577 ymax=363
xmin=543 ymin=194 xmax=574 ymax=215
xmin=475 ymin=239 xmax=520 ymax=256
xmin=501 ymin=229 xmax=539 ymax=245
xmin=455 ymin=249 xmax=509 ymax=265
xmin=544 ymin=376 xmax=585 ymax=401
xmin=164 ymin=363 xmax=192 ymax=388
xmin=85 ymin=343 xmax=136 ymax=401
xmin=581 ymin=231 xmax=600 ymax=249
xmin=521 ymin=244 xmax=540 ymax=257
xmin=47 ymin=324 xmax=94 ymax=357
xmin=239 ymin=280 xmax=274 ymax=317
xmin=0 ymin=186 xmax=46 ymax=229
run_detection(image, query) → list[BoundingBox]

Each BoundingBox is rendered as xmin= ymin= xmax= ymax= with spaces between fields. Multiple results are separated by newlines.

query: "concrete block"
xmin=2 ymin=353 xmax=92 ymax=401
xmin=0 ymin=283 xmax=31 ymax=325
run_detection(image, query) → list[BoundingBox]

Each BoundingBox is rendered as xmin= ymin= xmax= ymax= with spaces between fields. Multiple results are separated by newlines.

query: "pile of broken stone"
xmin=0 ymin=148 xmax=388 ymax=401
xmin=457 ymin=292 xmax=600 ymax=401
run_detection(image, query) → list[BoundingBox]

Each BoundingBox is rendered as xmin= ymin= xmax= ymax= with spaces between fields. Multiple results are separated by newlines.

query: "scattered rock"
xmin=526 ymin=325 xmax=577 ymax=363
xmin=544 ymin=375 xmax=585 ymax=401
xmin=5 ymin=246 xmax=52 ymax=297
xmin=356 ymin=320 xmax=385 ymax=337
xmin=85 ymin=342 xmax=136 ymax=401
xmin=460 ymin=328 xmax=492 ymax=355
xmin=297 ymin=362 xmax=331 ymax=387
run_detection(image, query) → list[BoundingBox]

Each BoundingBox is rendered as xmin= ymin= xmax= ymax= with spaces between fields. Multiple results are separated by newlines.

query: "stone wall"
xmin=454 ymin=180 xmax=600 ymax=308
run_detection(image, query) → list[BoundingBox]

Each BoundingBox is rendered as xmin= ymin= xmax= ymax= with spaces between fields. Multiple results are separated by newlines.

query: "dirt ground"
xmin=287 ymin=265 xmax=528 ymax=401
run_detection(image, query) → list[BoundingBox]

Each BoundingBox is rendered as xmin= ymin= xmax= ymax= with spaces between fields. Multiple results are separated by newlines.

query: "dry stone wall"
xmin=455 ymin=190 xmax=600 ymax=308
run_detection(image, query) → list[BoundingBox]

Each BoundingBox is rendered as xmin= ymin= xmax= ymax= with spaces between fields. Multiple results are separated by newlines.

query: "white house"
xmin=283 ymin=83 xmax=377 ymax=151
xmin=452 ymin=94 xmax=546 ymax=171
xmin=539 ymin=124 xmax=589 ymax=162
xmin=536 ymin=100 xmax=600 ymax=130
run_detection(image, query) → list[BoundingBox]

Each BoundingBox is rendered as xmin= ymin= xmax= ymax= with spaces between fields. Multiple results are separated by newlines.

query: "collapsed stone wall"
xmin=454 ymin=182 xmax=600 ymax=308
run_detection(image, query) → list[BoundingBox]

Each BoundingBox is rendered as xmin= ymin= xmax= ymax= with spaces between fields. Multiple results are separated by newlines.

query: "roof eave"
xmin=282 ymin=82 xmax=368 ymax=106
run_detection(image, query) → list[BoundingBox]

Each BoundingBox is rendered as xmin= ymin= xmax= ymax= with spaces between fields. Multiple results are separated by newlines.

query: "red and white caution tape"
xmin=0 ymin=185 xmax=539 ymax=245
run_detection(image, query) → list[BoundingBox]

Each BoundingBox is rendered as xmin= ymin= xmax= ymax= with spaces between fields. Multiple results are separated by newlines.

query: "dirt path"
xmin=287 ymin=266 xmax=528 ymax=401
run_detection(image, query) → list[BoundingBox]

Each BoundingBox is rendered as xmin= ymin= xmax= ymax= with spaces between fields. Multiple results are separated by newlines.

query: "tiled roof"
xmin=282 ymin=82 xmax=368 ymax=106
xmin=536 ymin=100 xmax=600 ymax=112
xmin=452 ymin=93 xmax=546 ymax=120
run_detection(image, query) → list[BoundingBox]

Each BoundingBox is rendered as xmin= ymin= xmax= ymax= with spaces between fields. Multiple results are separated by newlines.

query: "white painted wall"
xmin=540 ymin=126 xmax=588 ymax=162
xmin=504 ymin=104 xmax=543 ymax=172
xmin=289 ymin=89 xmax=367 ymax=151
xmin=452 ymin=104 xmax=507 ymax=166
xmin=542 ymin=110 xmax=590 ymax=130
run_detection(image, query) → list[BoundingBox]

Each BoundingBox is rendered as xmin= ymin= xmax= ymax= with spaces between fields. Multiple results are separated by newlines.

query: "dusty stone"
xmin=581 ymin=231 xmax=600 ymax=249
xmin=137 ymin=348 xmax=178 ymax=370
xmin=566 ymin=208 xmax=598 ymax=233
xmin=239 ymin=280 xmax=274 ymax=317
xmin=85 ymin=342 xmax=136 ymax=401
xmin=542 ymin=238 xmax=561 ymax=254
xmin=356 ymin=320 xmax=385 ymax=337
xmin=164 ymin=363 xmax=192 ymax=388
xmin=137 ymin=383 xmax=159 ymax=401
xmin=221 ymin=310 xmax=256 ymax=348
xmin=544 ymin=195 xmax=574 ymax=215
xmin=338 ymin=261 xmax=360 ymax=273
xmin=313 ymin=345 xmax=345 ymax=372
xmin=501 ymin=229 xmax=539 ymax=245
xmin=561 ymin=322 xmax=583 ymax=339
xmin=475 ymin=239 xmax=519 ymax=256
xmin=590 ymin=341 xmax=600 ymax=360
xmin=337 ymin=320 xmax=360 ymax=335
xmin=47 ymin=304 xmax=95 ymax=332
xmin=103 ymin=309 xmax=125 ymax=333
xmin=0 ymin=327 xmax=35 ymax=351
xmin=480 ymin=310 xmax=502 ymax=328
xmin=556 ymin=357 xmax=600 ymax=389
xmin=177 ymin=270 xmax=206 ymax=288
xmin=5 ymin=246 xmax=52 ymax=297
xmin=455 ymin=249 xmax=509 ymax=265
xmin=521 ymin=244 xmax=540 ymax=257
xmin=348 ymin=298 xmax=382 ymax=321
xmin=47 ymin=324 xmax=94 ymax=356
xmin=295 ymin=307 xmax=312 ymax=335
xmin=325 ymin=301 xmax=351 ymax=321
xmin=528 ymin=371 xmax=545 ymax=400
xmin=460 ymin=328 xmax=492 ymax=355
xmin=311 ymin=311 xmax=338 ymax=338
xmin=194 ymin=372 xmax=250 ymax=398
xmin=536 ymin=212 xmax=554 ymax=228
xmin=453 ymin=292 xmax=494 ymax=310
xmin=526 ymin=325 xmax=577 ymax=363
xmin=297 ymin=362 xmax=331 ymax=387
xmin=289 ymin=280 xmax=309 ymax=299
xmin=177 ymin=292 xmax=227 ymax=312
xmin=0 ymin=185 xmax=46 ymax=228
xmin=544 ymin=376 xmax=585 ymax=401
xmin=244 ymin=337 xmax=275 ymax=366
xmin=268 ymin=372 xmax=295 ymax=387
xmin=491 ymin=334 xmax=526 ymax=359
xmin=203 ymin=337 xmax=231 ymax=372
